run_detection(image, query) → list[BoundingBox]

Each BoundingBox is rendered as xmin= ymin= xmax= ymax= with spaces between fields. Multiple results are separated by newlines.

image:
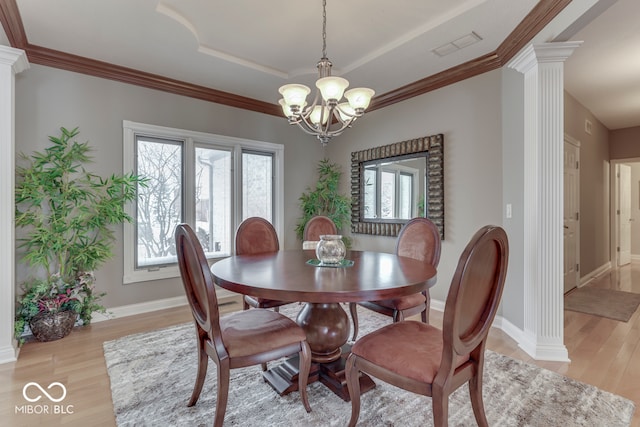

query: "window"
xmin=123 ymin=121 xmax=283 ymax=284
xmin=364 ymin=163 xmax=417 ymax=220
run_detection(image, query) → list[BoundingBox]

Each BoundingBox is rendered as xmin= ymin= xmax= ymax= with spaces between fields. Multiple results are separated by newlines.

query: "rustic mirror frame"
xmin=350 ymin=134 xmax=444 ymax=238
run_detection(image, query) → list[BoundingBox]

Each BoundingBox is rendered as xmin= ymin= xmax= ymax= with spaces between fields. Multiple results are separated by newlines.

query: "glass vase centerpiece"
xmin=316 ymin=235 xmax=346 ymax=265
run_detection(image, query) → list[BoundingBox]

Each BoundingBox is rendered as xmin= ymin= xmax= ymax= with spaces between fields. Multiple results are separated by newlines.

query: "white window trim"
xmin=122 ymin=120 xmax=284 ymax=284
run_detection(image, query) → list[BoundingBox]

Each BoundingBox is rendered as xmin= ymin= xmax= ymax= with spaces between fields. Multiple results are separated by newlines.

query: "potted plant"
xmin=14 ymin=273 xmax=103 ymax=343
xmin=295 ymin=158 xmax=351 ymax=245
xmin=14 ymin=126 xmax=144 ymax=343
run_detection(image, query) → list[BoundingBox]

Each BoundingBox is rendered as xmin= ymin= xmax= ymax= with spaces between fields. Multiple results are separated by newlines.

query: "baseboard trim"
xmin=92 ymin=295 xmax=189 ymax=322
xmin=579 ymin=262 xmax=611 ymax=287
xmin=0 ymin=344 xmax=18 ymax=364
xmin=92 ymin=292 xmax=241 ymax=322
xmin=430 ymin=299 xmax=550 ymax=360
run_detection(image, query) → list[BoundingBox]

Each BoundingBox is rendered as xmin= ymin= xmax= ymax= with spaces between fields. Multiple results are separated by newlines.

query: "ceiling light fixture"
xmin=277 ymin=0 xmax=375 ymax=146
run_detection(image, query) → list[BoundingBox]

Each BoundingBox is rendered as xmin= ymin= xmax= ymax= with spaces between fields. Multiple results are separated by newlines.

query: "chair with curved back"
xmin=349 ymin=217 xmax=441 ymax=340
xmin=345 ymin=225 xmax=509 ymax=427
xmin=302 ymin=215 xmax=338 ymax=250
xmin=175 ymin=223 xmax=311 ymax=427
xmin=236 ymin=217 xmax=291 ymax=312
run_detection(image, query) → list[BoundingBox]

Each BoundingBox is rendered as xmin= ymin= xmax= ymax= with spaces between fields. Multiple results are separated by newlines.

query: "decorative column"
xmin=0 ymin=46 xmax=29 ymax=364
xmin=508 ymin=42 xmax=581 ymax=361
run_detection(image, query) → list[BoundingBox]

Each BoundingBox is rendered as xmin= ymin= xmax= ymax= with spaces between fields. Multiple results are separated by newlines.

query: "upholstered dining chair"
xmin=345 ymin=225 xmax=508 ymax=427
xmin=236 ymin=217 xmax=291 ymax=312
xmin=302 ymin=215 xmax=338 ymax=250
xmin=349 ymin=217 xmax=441 ymax=340
xmin=175 ymin=224 xmax=312 ymax=427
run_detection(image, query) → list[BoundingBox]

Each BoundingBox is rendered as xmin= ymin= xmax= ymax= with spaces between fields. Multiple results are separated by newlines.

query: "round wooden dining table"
xmin=211 ymin=249 xmax=437 ymax=400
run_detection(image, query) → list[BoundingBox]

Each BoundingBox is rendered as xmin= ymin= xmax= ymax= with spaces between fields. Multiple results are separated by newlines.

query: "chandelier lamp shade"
xmin=278 ymin=0 xmax=375 ymax=145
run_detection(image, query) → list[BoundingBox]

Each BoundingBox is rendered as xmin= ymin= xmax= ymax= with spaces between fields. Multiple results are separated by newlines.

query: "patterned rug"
xmin=103 ymin=305 xmax=635 ymax=426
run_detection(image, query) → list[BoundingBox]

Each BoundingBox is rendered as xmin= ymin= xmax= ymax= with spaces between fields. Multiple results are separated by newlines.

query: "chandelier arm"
xmin=300 ymin=90 xmax=322 ymax=120
xmin=296 ymin=114 xmax=326 ymax=135
xmin=294 ymin=121 xmax=325 ymax=136
xmin=333 ymin=104 xmax=359 ymax=121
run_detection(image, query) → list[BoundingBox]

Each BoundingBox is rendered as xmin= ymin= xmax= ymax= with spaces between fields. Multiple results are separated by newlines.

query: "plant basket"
xmin=29 ymin=310 xmax=77 ymax=342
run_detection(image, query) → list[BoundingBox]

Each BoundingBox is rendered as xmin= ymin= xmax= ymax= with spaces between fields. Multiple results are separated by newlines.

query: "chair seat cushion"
xmin=220 ymin=310 xmax=306 ymax=358
xmin=351 ymin=321 xmax=468 ymax=384
xmin=372 ymin=292 xmax=426 ymax=310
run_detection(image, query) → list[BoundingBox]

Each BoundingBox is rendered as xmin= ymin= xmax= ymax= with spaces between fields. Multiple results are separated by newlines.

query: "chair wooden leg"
xmin=469 ymin=374 xmax=489 ymax=427
xmin=298 ymin=341 xmax=312 ymax=413
xmin=188 ymin=330 xmax=209 ymax=406
xmin=214 ymin=362 xmax=231 ymax=427
xmin=431 ymin=387 xmax=449 ymax=427
xmin=345 ymin=354 xmax=361 ymax=427
xmin=349 ymin=303 xmax=359 ymax=341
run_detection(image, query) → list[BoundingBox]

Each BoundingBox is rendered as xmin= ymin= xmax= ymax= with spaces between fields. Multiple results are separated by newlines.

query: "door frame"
xmin=564 ymin=134 xmax=580 ymax=292
xmin=610 ymin=157 xmax=640 ymax=268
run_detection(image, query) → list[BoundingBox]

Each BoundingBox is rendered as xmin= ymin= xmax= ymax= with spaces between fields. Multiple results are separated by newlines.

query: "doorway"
xmin=611 ymin=159 xmax=640 ymax=268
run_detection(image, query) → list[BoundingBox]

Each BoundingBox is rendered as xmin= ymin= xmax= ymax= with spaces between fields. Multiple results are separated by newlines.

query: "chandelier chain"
xmin=322 ymin=0 xmax=327 ymax=58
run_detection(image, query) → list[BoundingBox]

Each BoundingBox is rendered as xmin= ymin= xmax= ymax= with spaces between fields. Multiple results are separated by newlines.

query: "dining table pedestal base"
xmin=262 ymin=343 xmax=376 ymax=402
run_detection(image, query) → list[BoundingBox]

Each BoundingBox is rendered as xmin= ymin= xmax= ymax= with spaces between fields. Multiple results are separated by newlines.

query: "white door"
xmin=619 ymin=164 xmax=632 ymax=266
xmin=563 ymin=138 xmax=580 ymax=293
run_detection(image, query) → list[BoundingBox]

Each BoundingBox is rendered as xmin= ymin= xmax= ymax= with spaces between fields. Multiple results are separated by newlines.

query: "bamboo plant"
xmin=14 ymin=126 xmax=145 ymax=342
xmin=295 ymin=158 xmax=351 ymax=244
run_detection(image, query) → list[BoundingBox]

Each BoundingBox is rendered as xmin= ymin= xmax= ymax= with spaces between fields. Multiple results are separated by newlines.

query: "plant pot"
xmin=29 ymin=310 xmax=77 ymax=342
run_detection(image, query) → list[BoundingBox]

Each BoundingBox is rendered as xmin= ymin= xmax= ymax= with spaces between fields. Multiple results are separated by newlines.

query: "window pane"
xmin=399 ymin=173 xmax=412 ymax=219
xmin=196 ymin=147 xmax=232 ymax=257
xmin=364 ymin=168 xmax=377 ymax=219
xmin=136 ymin=137 xmax=182 ymax=268
xmin=381 ymin=171 xmax=396 ymax=219
xmin=242 ymin=151 xmax=273 ymax=221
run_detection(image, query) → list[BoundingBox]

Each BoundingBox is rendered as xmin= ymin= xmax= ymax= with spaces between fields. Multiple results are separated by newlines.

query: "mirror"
xmin=350 ymin=134 xmax=444 ymax=238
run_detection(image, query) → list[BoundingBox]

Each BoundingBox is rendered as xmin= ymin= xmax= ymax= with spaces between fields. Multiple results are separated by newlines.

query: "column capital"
xmin=508 ymin=41 xmax=583 ymax=74
xmin=0 ymin=45 xmax=29 ymax=73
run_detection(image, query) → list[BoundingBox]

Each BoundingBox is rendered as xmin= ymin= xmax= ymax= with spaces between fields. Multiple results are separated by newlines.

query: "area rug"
xmin=103 ymin=306 xmax=635 ymax=426
xmin=564 ymin=287 xmax=640 ymax=322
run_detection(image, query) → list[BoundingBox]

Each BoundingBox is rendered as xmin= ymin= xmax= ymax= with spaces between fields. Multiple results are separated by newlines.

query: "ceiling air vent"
xmin=432 ymin=32 xmax=483 ymax=57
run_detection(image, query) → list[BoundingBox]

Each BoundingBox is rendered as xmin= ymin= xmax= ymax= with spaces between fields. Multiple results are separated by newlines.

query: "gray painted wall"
xmin=500 ymin=67 xmax=526 ymax=329
xmin=324 ymin=70 xmax=504 ymax=306
xmin=14 ymin=64 xmax=508 ymax=319
xmin=564 ymin=91 xmax=610 ymax=277
xmin=610 ymin=126 xmax=640 ymax=160
xmin=14 ymin=64 xmax=323 ymax=308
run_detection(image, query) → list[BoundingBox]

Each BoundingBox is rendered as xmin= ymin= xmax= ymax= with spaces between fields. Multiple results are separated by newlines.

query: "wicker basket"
xmin=29 ymin=310 xmax=77 ymax=342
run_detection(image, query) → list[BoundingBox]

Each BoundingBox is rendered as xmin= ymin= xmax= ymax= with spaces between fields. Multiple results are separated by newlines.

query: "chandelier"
xmin=277 ymin=0 xmax=375 ymax=145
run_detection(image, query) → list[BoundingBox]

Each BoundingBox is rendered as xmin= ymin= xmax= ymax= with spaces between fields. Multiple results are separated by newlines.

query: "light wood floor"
xmin=1 ymin=265 xmax=639 ymax=427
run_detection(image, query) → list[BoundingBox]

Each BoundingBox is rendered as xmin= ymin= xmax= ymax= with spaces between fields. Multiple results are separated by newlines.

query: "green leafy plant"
xmin=14 ymin=126 xmax=145 ymax=342
xmin=296 ymin=158 xmax=351 ymax=244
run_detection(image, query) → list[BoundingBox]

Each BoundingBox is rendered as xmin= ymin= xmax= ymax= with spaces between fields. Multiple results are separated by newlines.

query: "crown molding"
xmin=24 ymin=44 xmax=280 ymax=116
xmin=0 ymin=0 xmax=571 ymax=116
xmin=496 ymin=0 xmax=573 ymax=64
xmin=0 ymin=0 xmax=25 ymax=48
